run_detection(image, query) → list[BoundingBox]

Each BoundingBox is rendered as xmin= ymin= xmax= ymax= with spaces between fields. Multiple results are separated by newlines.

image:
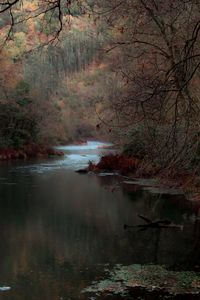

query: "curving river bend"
xmin=0 ymin=141 xmax=199 ymax=299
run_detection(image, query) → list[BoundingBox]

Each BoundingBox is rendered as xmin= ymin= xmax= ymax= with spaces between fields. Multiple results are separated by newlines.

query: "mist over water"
xmin=14 ymin=141 xmax=113 ymax=174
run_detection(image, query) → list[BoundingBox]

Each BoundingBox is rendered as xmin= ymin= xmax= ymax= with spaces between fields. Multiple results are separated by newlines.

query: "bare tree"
xmin=92 ymin=0 xmax=200 ymax=170
xmin=0 ymin=0 xmax=78 ymax=45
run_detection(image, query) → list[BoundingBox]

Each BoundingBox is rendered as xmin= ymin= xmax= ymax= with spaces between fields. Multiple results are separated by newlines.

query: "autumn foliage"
xmin=89 ymin=154 xmax=140 ymax=174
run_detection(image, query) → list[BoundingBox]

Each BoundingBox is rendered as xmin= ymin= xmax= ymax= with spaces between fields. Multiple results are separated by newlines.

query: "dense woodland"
xmin=0 ymin=0 xmax=104 ymax=147
xmin=1 ymin=0 xmax=200 ymax=175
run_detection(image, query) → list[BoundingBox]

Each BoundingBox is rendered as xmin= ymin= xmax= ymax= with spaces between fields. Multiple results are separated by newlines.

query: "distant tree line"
xmin=0 ymin=1 xmax=102 ymax=147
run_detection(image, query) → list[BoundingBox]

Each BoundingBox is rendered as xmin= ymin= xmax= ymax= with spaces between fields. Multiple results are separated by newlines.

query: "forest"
xmin=0 ymin=1 xmax=200 ymax=300
xmin=1 ymin=0 xmax=200 ymax=179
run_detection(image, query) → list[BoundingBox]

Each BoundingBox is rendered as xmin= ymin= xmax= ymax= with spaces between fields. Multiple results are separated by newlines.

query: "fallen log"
xmin=124 ymin=214 xmax=183 ymax=230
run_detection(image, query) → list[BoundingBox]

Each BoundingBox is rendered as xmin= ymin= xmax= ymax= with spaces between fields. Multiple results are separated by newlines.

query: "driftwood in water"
xmin=124 ymin=214 xmax=183 ymax=230
xmin=75 ymin=168 xmax=88 ymax=174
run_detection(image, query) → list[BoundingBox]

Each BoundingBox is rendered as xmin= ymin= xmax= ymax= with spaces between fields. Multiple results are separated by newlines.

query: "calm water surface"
xmin=0 ymin=141 xmax=199 ymax=300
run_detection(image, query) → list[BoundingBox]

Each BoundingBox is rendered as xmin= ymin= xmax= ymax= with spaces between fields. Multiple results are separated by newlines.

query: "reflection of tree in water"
xmin=95 ymin=173 xmax=122 ymax=190
xmin=184 ymin=205 xmax=200 ymax=271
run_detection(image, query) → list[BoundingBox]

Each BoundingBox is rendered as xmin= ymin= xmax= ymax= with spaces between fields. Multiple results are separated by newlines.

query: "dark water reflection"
xmin=0 ymin=142 xmax=199 ymax=299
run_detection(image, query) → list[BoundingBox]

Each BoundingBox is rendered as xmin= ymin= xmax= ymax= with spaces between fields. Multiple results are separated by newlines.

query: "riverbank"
xmin=86 ymin=154 xmax=200 ymax=197
xmin=0 ymin=144 xmax=64 ymax=161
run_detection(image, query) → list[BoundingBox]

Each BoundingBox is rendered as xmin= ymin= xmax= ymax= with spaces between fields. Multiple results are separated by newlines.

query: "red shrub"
xmin=96 ymin=154 xmax=140 ymax=174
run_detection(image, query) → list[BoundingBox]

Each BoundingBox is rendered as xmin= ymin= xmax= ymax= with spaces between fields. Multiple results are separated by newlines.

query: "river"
xmin=0 ymin=141 xmax=199 ymax=299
